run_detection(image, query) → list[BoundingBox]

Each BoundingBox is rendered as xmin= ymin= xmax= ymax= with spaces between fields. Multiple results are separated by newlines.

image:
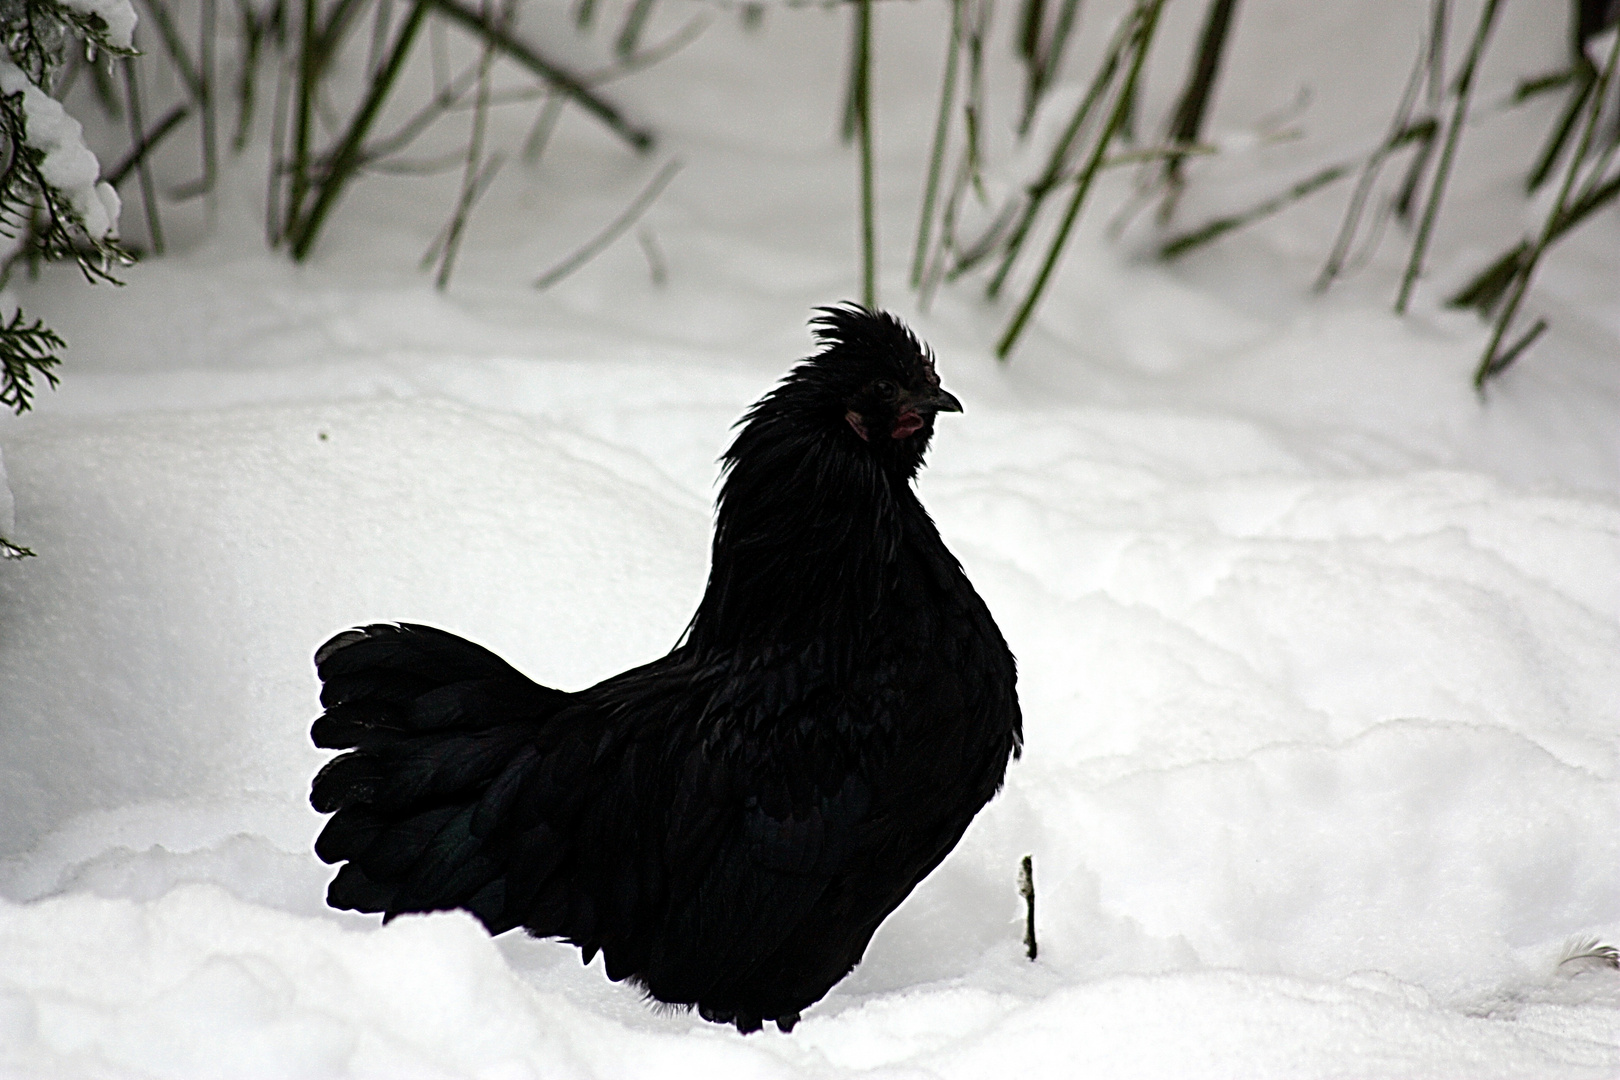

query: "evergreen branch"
xmin=0 ymin=307 xmax=64 ymax=414
xmin=0 ymin=0 xmax=132 ymax=434
xmin=32 ymin=1 xmax=139 ymax=61
xmin=0 ymin=92 xmax=131 ymax=282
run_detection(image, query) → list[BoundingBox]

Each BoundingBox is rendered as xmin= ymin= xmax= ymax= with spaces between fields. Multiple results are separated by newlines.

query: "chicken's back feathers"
xmin=310 ymin=305 xmax=1021 ymax=1033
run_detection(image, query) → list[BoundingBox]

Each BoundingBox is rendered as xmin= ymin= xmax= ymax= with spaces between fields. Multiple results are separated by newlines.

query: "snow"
xmin=1 ymin=0 xmax=1618 ymax=1075
xmin=59 ymin=0 xmax=139 ymax=52
xmin=0 ymin=51 xmax=121 ymax=240
xmin=0 ymin=446 xmax=14 ymax=539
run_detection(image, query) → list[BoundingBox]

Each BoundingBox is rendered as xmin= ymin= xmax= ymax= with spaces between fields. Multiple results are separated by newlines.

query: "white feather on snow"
xmin=0 ymin=445 xmax=14 ymax=536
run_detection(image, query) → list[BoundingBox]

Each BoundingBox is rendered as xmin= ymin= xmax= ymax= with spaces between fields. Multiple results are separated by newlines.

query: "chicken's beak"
xmin=925 ymin=387 xmax=964 ymax=414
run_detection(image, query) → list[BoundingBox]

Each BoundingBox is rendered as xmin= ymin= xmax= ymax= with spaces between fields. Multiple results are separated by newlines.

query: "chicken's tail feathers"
xmin=309 ymin=622 xmax=568 ymax=933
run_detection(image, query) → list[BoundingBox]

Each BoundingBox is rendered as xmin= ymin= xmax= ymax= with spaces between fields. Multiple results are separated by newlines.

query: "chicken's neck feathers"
xmin=685 ymin=411 xmax=932 ymax=661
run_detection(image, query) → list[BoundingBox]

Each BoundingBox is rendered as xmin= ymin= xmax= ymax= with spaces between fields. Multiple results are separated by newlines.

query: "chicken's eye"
xmin=873 ymin=379 xmax=899 ymax=400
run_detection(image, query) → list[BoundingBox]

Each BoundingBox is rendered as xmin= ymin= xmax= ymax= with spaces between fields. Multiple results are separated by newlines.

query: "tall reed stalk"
xmin=851 ymin=0 xmax=877 ymax=308
xmin=997 ymin=0 xmax=1165 ymax=358
xmin=1474 ymin=21 xmax=1619 ymax=387
xmin=986 ymin=6 xmax=1138 ymax=301
xmin=430 ymin=0 xmax=500 ymax=290
xmin=1395 ymin=0 xmax=1501 ymax=314
xmin=912 ymin=0 xmax=963 ymax=289
xmin=1316 ymin=0 xmax=1446 ymax=293
xmin=289 ymin=0 xmax=432 ymax=259
xmin=1153 ymin=0 xmax=1239 ymax=223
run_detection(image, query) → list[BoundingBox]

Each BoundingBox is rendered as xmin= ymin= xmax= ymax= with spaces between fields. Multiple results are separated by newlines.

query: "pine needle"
xmin=1395 ymin=0 xmax=1502 ymax=315
xmin=912 ymin=0 xmax=963 ymax=289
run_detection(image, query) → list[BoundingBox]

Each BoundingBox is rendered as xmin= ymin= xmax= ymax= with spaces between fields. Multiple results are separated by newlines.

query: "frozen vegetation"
xmin=0 ymin=0 xmax=1617 ymax=1075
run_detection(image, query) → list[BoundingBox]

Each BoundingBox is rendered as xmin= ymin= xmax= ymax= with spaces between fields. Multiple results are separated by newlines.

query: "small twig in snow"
xmin=1019 ymin=854 xmax=1037 ymax=961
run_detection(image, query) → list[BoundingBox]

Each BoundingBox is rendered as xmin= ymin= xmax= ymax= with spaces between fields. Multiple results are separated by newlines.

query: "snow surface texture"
xmin=1 ymin=0 xmax=1618 ymax=1076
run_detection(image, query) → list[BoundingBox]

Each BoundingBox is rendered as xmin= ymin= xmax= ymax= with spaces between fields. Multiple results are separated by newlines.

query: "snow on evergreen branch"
xmin=53 ymin=0 xmax=139 ymax=52
xmin=0 ymin=0 xmax=137 ymax=488
xmin=1 ymin=47 xmax=124 ymax=247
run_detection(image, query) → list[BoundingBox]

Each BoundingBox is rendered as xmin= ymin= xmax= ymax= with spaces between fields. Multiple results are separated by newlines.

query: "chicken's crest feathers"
xmin=723 ymin=304 xmax=952 ymax=484
xmin=806 ymin=303 xmax=939 ymax=389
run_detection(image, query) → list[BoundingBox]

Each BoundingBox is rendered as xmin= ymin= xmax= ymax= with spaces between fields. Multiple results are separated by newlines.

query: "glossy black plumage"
xmin=310 ymin=305 xmax=1022 ymax=1033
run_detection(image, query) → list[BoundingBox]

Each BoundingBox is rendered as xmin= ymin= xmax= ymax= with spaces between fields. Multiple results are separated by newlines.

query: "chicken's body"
xmin=310 ymin=306 xmax=1021 ymax=1032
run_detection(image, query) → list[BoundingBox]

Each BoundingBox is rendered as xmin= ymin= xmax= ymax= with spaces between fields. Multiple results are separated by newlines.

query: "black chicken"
xmin=309 ymin=305 xmax=1022 ymax=1033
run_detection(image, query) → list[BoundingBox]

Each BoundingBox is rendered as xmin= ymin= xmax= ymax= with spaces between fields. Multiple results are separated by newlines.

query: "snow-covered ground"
xmin=2 ymin=1 xmax=1618 ymax=1075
